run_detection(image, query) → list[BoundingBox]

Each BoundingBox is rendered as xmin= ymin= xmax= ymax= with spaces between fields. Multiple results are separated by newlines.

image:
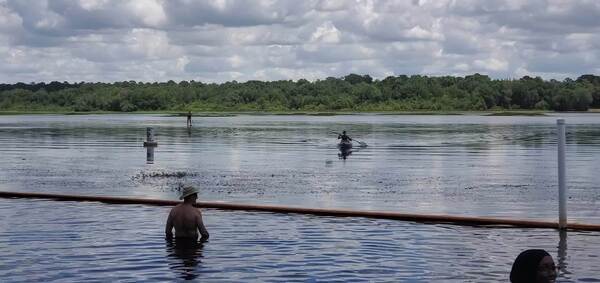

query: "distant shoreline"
xmin=1 ymin=109 xmax=599 ymax=116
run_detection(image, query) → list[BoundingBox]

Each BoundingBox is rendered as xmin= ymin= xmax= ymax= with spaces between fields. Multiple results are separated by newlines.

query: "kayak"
xmin=337 ymin=141 xmax=353 ymax=150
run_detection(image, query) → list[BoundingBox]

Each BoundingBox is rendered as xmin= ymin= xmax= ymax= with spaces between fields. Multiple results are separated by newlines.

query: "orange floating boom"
xmin=1 ymin=191 xmax=599 ymax=231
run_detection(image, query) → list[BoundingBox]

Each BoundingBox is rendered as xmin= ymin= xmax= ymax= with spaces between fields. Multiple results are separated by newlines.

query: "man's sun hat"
xmin=180 ymin=185 xmax=200 ymax=200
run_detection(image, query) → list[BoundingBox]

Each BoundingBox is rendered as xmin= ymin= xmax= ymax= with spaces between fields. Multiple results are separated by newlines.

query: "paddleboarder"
xmin=186 ymin=111 xmax=192 ymax=127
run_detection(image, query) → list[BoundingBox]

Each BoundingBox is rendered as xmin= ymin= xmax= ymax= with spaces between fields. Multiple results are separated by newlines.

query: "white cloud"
xmin=5 ymin=47 xmax=26 ymax=64
xmin=126 ymin=0 xmax=167 ymax=27
xmin=455 ymin=63 xmax=470 ymax=72
xmin=175 ymin=55 xmax=189 ymax=72
xmin=404 ymin=25 xmax=443 ymax=40
xmin=79 ymin=0 xmax=109 ymax=11
xmin=0 ymin=0 xmax=598 ymax=83
xmin=0 ymin=4 xmax=21 ymax=33
xmin=126 ymin=28 xmax=181 ymax=59
xmin=227 ymin=54 xmax=244 ymax=68
xmin=310 ymin=21 xmax=341 ymax=43
xmin=315 ymin=0 xmax=349 ymax=12
xmin=474 ymin=58 xmax=509 ymax=72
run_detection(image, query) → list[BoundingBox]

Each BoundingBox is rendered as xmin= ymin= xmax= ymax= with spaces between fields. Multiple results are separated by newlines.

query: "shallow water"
xmin=1 ymin=198 xmax=599 ymax=282
xmin=1 ymin=114 xmax=599 ymax=222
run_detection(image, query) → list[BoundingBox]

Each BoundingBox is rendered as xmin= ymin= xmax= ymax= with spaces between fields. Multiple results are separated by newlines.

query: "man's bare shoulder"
xmin=171 ymin=203 xmax=200 ymax=213
xmin=169 ymin=203 xmax=185 ymax=214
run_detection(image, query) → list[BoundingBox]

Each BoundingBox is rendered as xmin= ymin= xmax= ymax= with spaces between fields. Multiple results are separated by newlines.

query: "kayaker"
xmin=338 ymin=131 xmax=352 ymax=143
xmin=165 ymin=185 xmax=209 ymax=242
xmin=186 ymin=111 xmax=192 ymax=127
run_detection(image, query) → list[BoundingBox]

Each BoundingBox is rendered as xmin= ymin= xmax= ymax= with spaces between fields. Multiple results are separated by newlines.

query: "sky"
xmin=0 ymin=0 xmax=599 ymax=83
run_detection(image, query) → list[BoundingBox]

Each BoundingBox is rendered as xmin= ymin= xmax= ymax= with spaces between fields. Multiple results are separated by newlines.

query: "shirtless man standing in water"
xmin=165 ymin=186 xmax=209 ymax=242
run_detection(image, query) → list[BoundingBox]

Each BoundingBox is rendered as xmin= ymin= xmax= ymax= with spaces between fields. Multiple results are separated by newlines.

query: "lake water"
xmin=1 ymin=113 xmax=599 ymax=281
xmin=1 ymin=198 xmax=599 ymax=282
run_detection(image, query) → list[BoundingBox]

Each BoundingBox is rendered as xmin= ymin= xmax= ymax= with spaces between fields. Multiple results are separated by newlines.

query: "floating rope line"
xmin=1 ymin=191 xmax=599 ymax=231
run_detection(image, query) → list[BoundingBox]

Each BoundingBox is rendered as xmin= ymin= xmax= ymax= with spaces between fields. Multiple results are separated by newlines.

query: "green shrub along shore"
xmin=1 ymin=73 xmax=599 ymax=113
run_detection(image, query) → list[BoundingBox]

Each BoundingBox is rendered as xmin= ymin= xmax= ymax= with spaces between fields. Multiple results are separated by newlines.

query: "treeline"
xmin=1 ymin=73 xmax=599 ymax=112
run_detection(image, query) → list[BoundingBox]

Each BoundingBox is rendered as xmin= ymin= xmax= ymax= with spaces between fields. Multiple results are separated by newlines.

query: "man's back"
xmin=166 ymin=203 xmax=209 ymax=241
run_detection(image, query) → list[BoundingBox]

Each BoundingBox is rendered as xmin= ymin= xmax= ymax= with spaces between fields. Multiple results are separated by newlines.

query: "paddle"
xmin=331 ymin=131 xmax=368 ymax=147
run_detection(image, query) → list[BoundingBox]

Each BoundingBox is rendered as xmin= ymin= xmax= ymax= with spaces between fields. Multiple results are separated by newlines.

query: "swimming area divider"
xmin=2 ymin=190 xmax=600 ymax=231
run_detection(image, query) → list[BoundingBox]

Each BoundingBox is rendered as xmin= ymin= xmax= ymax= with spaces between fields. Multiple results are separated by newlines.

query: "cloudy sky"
xmin=1 ymin=0 xmax=599 ymax=83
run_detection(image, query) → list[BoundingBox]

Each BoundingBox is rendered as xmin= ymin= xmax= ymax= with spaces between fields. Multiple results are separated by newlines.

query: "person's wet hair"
xmin=510 ymin=249 xmax=553 ymax=283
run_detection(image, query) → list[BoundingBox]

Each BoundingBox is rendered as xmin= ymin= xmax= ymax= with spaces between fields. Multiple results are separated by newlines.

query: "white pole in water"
xmin=557 ymin=119 xmax=567 ymax=229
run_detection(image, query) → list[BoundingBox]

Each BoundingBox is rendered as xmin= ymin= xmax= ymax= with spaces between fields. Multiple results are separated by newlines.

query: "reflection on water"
xmin=558 ymin=230 xmax=569 ymax=277
xmin=165 ymin=239 xmax=204 ymax=280
xmin=146 ymin=146 xmax=155 ymax=164
xmin=338 ymin=148 xmax=352 ymax=160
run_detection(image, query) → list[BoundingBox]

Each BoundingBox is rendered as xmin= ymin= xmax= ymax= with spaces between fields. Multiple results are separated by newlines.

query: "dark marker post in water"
xmin=143 ymin=127 xmax=157 ymax=164
xmin=143 ymin=127 xmax=158 ymax=147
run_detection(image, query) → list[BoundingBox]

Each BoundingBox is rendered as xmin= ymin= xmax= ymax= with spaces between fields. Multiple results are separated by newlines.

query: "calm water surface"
xmin=0 ymin=114 xmax=599 ymax=281
xmin=1 ymin=114 xmax=599 ymax=221
xmin=1 ymin=198 xmax=599 ymax=282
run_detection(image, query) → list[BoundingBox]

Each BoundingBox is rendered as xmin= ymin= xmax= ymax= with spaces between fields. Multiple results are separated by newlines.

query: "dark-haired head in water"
xmin=510 ymin=249 xmax=557 ymax=283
